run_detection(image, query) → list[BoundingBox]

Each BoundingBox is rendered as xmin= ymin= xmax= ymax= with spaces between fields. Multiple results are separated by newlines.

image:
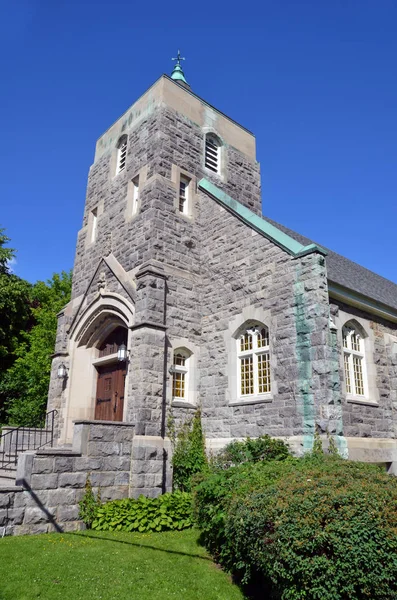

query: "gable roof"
xmin=198 ymin=178 xmax=397 ymax=317
xmin=263 ymin=216 xmax=397 ymax=313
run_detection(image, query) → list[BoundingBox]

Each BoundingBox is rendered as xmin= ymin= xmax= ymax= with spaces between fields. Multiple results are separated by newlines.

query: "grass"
xmin=0 ymin=528 xmax=244 ymax=600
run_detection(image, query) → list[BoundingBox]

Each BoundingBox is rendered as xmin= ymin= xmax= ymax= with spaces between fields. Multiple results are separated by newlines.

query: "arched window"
xmin=342 ymin=323 xmax=367 ymax=397
xmin=171 ymin=348 xmax=191 ymax=401
xmin=238 ymin=325 xmax=271 ymax=397
xmin=115 ymin=135 xmax=128 ymax=175
xmin=205 ymin=134 xmax=221 ymax=175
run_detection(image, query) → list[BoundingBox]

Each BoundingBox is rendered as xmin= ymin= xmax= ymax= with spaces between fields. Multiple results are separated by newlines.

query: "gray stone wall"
xmin=0 ymin=421 xmax=134 ymax=536
xmin=330 ymin=300 xmax=397 ymax=439
xmin=188 ymin=191 xmax=335 ymax=443
xmin=130 ymin=435 xmax=172 ymax=498
xmin=46 ymin=84 xmax=397 ymax=462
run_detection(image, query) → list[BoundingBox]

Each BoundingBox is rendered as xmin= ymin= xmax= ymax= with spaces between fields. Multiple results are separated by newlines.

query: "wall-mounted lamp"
xmin=57 ymin=363 xmax=68 ymax=379
xmin=117 ymin=343 xmax=129 ymax=362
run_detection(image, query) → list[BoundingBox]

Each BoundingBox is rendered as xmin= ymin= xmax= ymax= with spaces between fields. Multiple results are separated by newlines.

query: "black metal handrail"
xmin=0 ymin=410 xmax=57 ymax=471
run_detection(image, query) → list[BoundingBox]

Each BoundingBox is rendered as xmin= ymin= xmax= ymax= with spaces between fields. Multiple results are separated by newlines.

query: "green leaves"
xmin=78 ymin=475 xmax=102 ymax=528
xmin=91 ymin=492 xmax=194 ymax=534
xmin=210 ymin=435 xmax=291 ymax=471
xmin=0 ymin=269 xmax=72 ymax=426
xmin=169 ymin=408 xmax=208 ymax=492
xmin=194 ymin=454 xmax=397 ymax=599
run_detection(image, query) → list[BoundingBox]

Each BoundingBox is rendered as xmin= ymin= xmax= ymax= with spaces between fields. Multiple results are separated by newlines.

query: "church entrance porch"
xmin=95 ymin=363 xmax=126 ymax=421
xmin=57 ymin=294 xmax=135 ymax=446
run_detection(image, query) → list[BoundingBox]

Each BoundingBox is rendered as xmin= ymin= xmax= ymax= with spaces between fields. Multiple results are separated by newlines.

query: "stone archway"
xmin=60 ymin=294 xmax=134 ymax=444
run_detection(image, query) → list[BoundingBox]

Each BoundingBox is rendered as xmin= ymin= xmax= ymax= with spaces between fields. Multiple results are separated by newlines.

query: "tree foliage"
xmin=1 ymin=270 xmax=72 ymax=426
xmin=0 ymin=230 xmax=33 ymax=420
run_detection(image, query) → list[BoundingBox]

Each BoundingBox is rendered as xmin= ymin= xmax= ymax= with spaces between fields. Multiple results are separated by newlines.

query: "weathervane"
xmin=170 ymin=50 xmax=189 ymax=86
xmin=172 ymin=50 xmax=185 ymax=66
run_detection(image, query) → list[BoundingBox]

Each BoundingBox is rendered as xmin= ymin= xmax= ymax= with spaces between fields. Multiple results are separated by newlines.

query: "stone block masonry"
xmin=0 ymin=421 xmax=134 ymax=536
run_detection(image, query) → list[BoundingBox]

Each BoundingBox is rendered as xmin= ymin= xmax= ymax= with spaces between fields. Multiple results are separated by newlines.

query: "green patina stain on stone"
xmin=294 ymin=270 xmax=315 ymax=451
xmin=328 ymin=322 xmax=349 ymax=458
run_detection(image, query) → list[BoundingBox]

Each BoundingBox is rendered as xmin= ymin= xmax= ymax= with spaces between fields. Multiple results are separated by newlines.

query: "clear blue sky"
xmin=1 ymin=0 xmax=396 ymax=284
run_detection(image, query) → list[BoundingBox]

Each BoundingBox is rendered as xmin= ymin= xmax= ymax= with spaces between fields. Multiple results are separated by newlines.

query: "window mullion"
xmin=349 ymin=354 xmax=356 ymax=396
xmin=253 ymin=351 xmax=258 ymax=396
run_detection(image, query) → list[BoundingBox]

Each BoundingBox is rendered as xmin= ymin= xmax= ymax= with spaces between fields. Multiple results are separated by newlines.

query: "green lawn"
xmin=0 ymin=528 xmax=244 ymax=600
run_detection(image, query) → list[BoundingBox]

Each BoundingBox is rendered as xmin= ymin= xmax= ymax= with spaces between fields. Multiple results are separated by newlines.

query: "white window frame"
xmin=131 ymin=176 xmax=139 ymax=216
xmin=237 ymin=325 xmax=271 ymax=399
xmin=205 ymin=134 xmax=221 ymax=175
xmin=178 ymin=176 xmax=190 ymax=215
xmin=116 ymin=136 xmax=127 ymax=175
xmin=171 ymin=349 xmax=191 ymax=402
xmin=90 ymin=208 xmax=98 ymax=243
xmin=343 ymin=324 xmax=368 ymax=399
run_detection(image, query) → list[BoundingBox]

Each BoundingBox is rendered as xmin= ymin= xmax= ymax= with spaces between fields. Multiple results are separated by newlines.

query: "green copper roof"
xmin=198 ymin=178 xmax=327 ymax=258
xmin=171 ymin=50 xmax=188 ymax=84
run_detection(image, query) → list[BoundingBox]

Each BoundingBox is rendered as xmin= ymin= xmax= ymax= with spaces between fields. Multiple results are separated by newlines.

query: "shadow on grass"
xmin=195 ymin=531 xmax=271 ymax=600
xmin=68 ymin=530 xmax=213 ymax=562
xmin=72 ymin=531 xmax=268 ymax=598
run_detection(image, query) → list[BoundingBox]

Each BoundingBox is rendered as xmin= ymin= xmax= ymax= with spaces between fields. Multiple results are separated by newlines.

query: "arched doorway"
xmin=94 ymin=326 xmax=127 ymax=421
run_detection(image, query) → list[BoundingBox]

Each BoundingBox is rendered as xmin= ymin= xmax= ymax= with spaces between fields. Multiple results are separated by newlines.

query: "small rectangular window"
xmin=131 ymin=176 xmax=139 ymax=215
xmin=91 ymin=208 xmax=98 ymax=243
xmin=179 ymin=177 xmax=189 ymax=215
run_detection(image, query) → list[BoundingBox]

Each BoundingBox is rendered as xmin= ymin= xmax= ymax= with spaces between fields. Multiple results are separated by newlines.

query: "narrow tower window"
xmin=205 ymin=134 xmax=221 ymax=174
xmin=90 ymin=208 xmax=98 ymax=243
xmin=131 ymin=176 xmax=139 ymax=216
xmin=116 ymin=136 xmax=128 ymax=175
xmin=171 ymin=348 xmax=191 ymax=401
xmin=179 ymin=176 xmax=190 ymax=215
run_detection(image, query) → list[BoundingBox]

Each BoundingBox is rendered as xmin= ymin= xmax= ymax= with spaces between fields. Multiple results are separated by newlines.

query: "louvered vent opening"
xmin=117 ymin=140 xmax=127 ymax=174
xmin=205 ymin=136 xmax=220 ymax=173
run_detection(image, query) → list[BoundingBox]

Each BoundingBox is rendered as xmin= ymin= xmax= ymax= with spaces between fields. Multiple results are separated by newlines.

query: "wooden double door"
xmin=95 ymin=363 xmax=126 ymax=422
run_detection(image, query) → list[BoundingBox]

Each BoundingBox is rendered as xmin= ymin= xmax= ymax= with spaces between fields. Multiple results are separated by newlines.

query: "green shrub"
xmin=210 ymin=435 xmax=290 ymax=471
xmin=78 ymin=475 xmax=101 ymax=528
xmin=194 ymin=458 xmax=295 ymax=568
xmin=92 ymin=491 xmax=193 ymax=533
xmin=195 ymin=455 xmax=397 ymax=599
xmin=169 ymin=408 xmax=208 ymax=491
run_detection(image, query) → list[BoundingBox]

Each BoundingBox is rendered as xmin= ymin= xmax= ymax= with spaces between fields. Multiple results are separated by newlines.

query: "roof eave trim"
xmin=328 ymin=281 xmax=397 ymax=323
xmin=198 ymin=178 xmax=327 ymax=258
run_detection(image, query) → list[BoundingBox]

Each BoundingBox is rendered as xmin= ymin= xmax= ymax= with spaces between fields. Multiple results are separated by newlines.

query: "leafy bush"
xmin=79 ymin=475 xmax=102 ymax=528
xmin=194 ymin=458 xmax=295 ymax=568
xmin=195 ymin=454 xmax=397 ymax=599
xmin=169 ymin=408 xmax=208 ymax=491
xmin=92 ymin=491 xmax=193 ymax=533
xmin=210 ymin=435 xmax=290 ymax=471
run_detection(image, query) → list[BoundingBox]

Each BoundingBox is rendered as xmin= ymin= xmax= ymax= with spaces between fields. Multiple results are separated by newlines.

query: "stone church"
xmin=43 ymin=57 xmax=397 ymax=498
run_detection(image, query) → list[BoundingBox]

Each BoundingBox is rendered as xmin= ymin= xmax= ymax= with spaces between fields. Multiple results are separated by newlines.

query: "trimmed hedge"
xmin=92 ymin=492 xmax=193 ymax=533
xmin=194 ymin=455 xmax=397 ymax=599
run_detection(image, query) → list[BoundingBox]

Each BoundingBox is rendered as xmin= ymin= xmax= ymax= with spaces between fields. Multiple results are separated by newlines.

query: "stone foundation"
xmin=0 ymin=420 xmax=135 ymax=536
xmin=131 ymin=435 xmax=172 ymax=498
